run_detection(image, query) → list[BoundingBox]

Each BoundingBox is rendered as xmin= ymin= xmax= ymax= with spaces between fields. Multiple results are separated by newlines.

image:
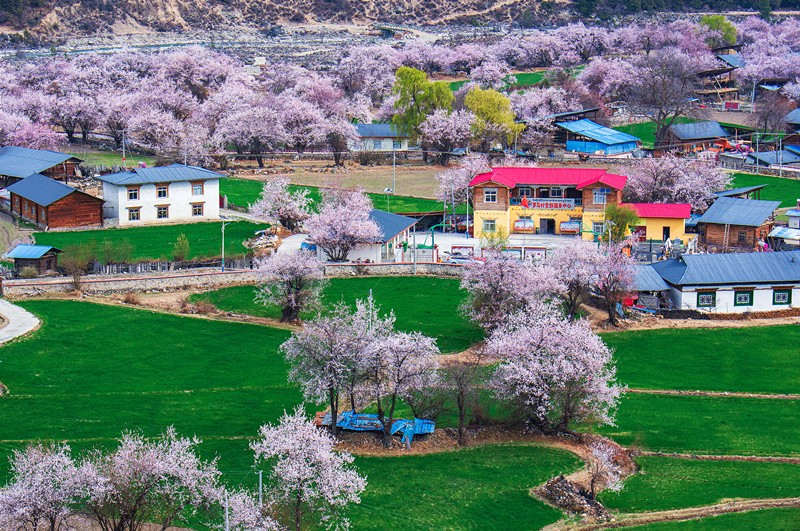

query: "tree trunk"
xmin=456 ymin=389 xmax=466 ymax=446
xmin=329 ymin=388 xmax=339 ymax=435
xmin=256 ymin=155 xmax=264 ymax=168
xmin=294 ymin=495 xmax=302 ymax=531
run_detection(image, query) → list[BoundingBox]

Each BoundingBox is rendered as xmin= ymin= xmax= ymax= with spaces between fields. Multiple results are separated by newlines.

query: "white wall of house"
xmin=317 ymin=243 xmax=382 ymax=263
xmin=349 ymin=138 xmax=410 ymax=152
xmin=668 ymin=284 xmax=800 ymax=313
xmin=103 ymin=179 xmax=220 ymax=226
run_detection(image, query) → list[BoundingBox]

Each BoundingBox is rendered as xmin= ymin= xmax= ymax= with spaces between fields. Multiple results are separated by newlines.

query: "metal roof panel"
xmin=97 ymin=164 xmax=223 ymax=185
xmin=555 ymin=119 xmax=640 ymax=145
xmin=0 ymin=147 xmax=77 ymax=179
xmin=369 ymin=209 xmax=417 ymax=242
xmin=6 ymin=173 xmax=78 ymax=206
xmin=5 ymin=244 xmax=60 ymax=259
xmin=669 ymin=121 xmax=729 ymax=140
xmin=697 ymin=197 xmax=780 ymax=227
xmin=653 ymin=251 xmax=800 ymax=285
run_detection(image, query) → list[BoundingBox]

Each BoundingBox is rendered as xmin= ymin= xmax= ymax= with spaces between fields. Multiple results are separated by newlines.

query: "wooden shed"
xmin=0 ymin=146 xmax=81 ymax=186
xmin=7 ymin=173 xmax=103 ymax=229
xmin=5 ymin=244 xmax=62 ymax=275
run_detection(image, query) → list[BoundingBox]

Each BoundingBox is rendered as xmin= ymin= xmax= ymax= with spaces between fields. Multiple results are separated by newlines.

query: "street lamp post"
xmin=220 ymin=217 xmax=229 ymax=272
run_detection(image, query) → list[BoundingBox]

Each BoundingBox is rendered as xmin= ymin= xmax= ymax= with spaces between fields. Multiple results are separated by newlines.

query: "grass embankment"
xmin=601 ymin=456 xmax=800 ymax=513
xmin=612 ymin=117 xmax=699 ymax=149
xmin=68 ymin=149 xmax=158 ymax=168
xmin=220 ymin=178 xmax=465 ymax=214
xmin=631 ymin=508 xmax=800 ymax=530
xmin=352 ymin=445 xmax=581 ymax=530
xmin=730 ymin=172 xmax=800 ymax=208
xmin=0 ymin=300 xmax=299 ymax=484
xmin=602 ymin=325 xmax=800 ymax=395
xmin=34 ymin=221 xmax=264 ymax=261
xmin=191 ymin=277 xmax=483 ymax=353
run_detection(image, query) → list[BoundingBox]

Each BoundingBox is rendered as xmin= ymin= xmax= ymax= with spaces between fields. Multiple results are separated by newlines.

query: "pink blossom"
xmin=224 ymin=490 xmax=281 ymax=530
xmin=435 ymin=153 xmax=489 ymax=204
xmin=256 ymin=250 xmax=325 ymax=322
xmin=249 ymin=176 xmax=313 ymax=231
xmin=305 ymin=190 xmax=382 ymax=262
xmin=548 ymin=239 xmax=605 ymax=320
xmin=469 ymin=60 xmax=513 ymax=90
xmin=592 ymin=243 xmax=635 ymax=327
xmin=587 ymin=441 xmax=624 ymax=498
xmin=419 ymin=109 xmax=474 ymax=163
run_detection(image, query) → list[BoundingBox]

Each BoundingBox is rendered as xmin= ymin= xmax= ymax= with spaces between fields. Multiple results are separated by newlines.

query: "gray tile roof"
xmin=668 ymin=121 xmax=728 ymax=141
xmin=5 ymin=244 xmax=61 ymax=259
xmin=713 ymin=184 xmax=767 ymax=198
xmin=96 ymin=164 xmax=223 ymax=186
xmin=785 ymin=108 xmax=800 ymax=125
xmin=717 ymin=53 xmax=745 ymax=68
xmin=0 ymin=146 xmax=77 ymax=179
xmin=652 ymin=251 xmax=800 ymax=286
xmin=369 ymin=209 xmax=417 ymax=242
xmin=6 ymin=173 xmax=79 ymax=206
xmin=746 ymin=150 xmax=800 ymax=166
xmin=355 ymin=123 xmax=408 ymax=139
xmin=697 ymin=197 xmax=780 ymax=227
xmin=634 ymin=264 xmax=669 ymax=291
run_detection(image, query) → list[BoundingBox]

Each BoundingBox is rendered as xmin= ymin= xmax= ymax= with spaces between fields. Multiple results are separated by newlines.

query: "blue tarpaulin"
xmin=320 ymin=410 xmax=435 ymax=446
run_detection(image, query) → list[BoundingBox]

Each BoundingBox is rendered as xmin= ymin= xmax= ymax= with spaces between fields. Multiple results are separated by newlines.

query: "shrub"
xmin=18 ymin=266 xmax=38 ymax=279
xmin=122 ymin=292 xmax=140 ymax=305
xmin=60 ymin=243 xmax=95 ymax=291
xmin=172 ymin=233 xmax=190 ymax=261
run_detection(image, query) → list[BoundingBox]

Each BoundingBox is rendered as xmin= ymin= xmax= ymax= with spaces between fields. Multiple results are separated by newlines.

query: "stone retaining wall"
xmin=4 ymin=262 xmax=463 ymax=297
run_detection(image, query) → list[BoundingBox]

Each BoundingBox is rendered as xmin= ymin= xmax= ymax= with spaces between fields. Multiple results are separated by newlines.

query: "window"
xmin=734 ymin=290 xmax=753 ymax=306
xmin=550 ymin=187 xmax=563 ymax=198
xmin=128 ymin=208 xmax=140 ymax=221
xmin=372 ymin=140 xmax=382 ymax=150
xmin=483 ymin=188 xmax=497 ymax=203
xmin=773 ymin=289 xmax=792 ymax=305
xmin=393 ymin=140 xmax=402 ymax=150
xmin=127 ymin=187 xmax=139 ymax=201
xmin=192 ymin=203 xmax=204 ymax=217
xmin=156 ymin=206 xmax=169 ymax=219
xmin=518 ymin=186 xmax=533 ymax=197
xmin=156 ymin=184 xmax=168 ymax=199
xmin=592 ymin=222 xmax=605 ymax=234
xmin=191 ymin=182 xmax=204 ymax=195
xmin=593 ymin=187 xmax=611 ymax=205
xmin=482 ymin=219 xmax=496 ymax=232
xmin=697 ymin=291 xmax=716 ymax=308
xmin=737 ymin=231 xmax=747 ymax=244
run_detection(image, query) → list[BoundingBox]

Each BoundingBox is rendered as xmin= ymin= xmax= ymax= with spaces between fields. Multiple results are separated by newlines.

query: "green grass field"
xmin=69 ymin=150 xmax=159 ymax=168
xmin=33 ymin=221 xmax=264 ymax=261
xmin=351 ymin=445 xmax=581 ymax=530
xmin=601 ymin=456 xmax=800 ymax=513
xmin=0 ymin=300 xmax=299 ymax=482
xmin=600 ymin=393 xmax=800 ymax=456
xmin=613 ymin=117 xmax=699 ymax=149
xmin=730 ymin=172 xmax=800 ymax=208
xmin=603 ymin=325 xmax=800 ymax=394
xmin=631 ymin=508 xmax=800 ymax=530
xmin=220 ymin=178 xmax=464 ymax=214
xmin=191 ymin=277 xmax=483 ymax=353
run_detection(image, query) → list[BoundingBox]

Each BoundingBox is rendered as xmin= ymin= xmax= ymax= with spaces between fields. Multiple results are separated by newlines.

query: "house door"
xmin=540 ymin=218 xmax=555 ymax=234
xmin=662 ymin=226 xmax=671 ymax=241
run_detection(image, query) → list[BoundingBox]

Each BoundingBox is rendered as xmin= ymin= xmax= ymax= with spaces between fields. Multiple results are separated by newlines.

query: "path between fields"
xmin=551 ymin=497 xmax=800 ymax=530
xmin=0 ymin=298 xmax=40 ymax=344
xmin=627 ymin=388 xmax=800 ymax=400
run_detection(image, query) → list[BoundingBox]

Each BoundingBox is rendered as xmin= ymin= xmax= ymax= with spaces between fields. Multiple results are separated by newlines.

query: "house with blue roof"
xmin=315 ymin=209 xmax=418 ymax=263
xmin=696 ymin=196 xmax=780 ymax=251
xmin=555 ymin=119 xmax=641 ymax=157
xmin=5 ymin=244 xmax=62 ymax=275
xmin=97 ymin=164 xmax=223 ymax=225
xmin=351 ymin=124 xmax=412 ymax=152
xmin=0 ymin=146 xmax=82 ymax=186
xmin=665 ymin=121 xmax=728 ymax=153
xmin=651 ymin=251 xmax=800 ymax=313
xmin=7 ymin=173 xmax=103 ymax=229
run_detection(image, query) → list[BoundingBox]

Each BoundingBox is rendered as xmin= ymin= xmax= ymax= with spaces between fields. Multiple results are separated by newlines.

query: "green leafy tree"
xmin=700 ymin=15 xmax=737 ymax=46
xmin=601 ymin=205 xmax=640 ymax=243
xmin=464 ymin=87 xmax=524 ymax=152
xmin=172 ymin=233 xmax=191 ymax=261
xmin=391 ymin=67 xmax=453 ymax=141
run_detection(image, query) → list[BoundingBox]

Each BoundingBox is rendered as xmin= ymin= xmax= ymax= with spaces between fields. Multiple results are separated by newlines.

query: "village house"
xmin=555 ymin=119 xmax=641 ymax=157
xmin=621 ymin=203 xmax=692 ymax=243
xmin=98 ymin=164 xmax=222 ymax=226
xmin=768 ymin=201 xmax=800 ymax=249
xmin=651 ymin=251 xmax=800 ymax=313
xmin=350 ymin=124 xmax=412 ymax=152
xmin=7 ymin=173 xmax=103 ymax=229
xmin=5 ymin=244 xmax=61 ymax=275
xmin=315 ymin=209 xmax=418 ymax=263
xmin=664 ymin=121 xmax=729 ymax=153
xmin=713 ymin=184 xmax=766 ymax=200
xmin=0 ymin=146 xmax=82 ymax=186
xmin=696 ymin=196 xmax=780 ymax=251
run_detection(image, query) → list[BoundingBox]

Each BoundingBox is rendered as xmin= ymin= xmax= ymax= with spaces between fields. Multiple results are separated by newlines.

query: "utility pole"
xmin=121 ymin=129 xmax=126 ymax=167
xmin=413 ymin=230 xmax=417 ymax=274
xmin=221 ymin=217 xmax=228 ymax=272
xmin=224 ymin=491 xmax=230 ymax=531
xmin=392 ymin=150 xmax=397 ymax=196
xmin=258 ymin=470 xmax=263 ymax=507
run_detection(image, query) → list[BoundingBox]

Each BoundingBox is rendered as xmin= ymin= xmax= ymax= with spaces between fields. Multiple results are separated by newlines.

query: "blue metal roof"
xmin=634 ymin=264 xmax=669 ymax=291
xmin=0 ymin=146 xmax=77 ymax=179
xmin=713 ymin=184 xmax=767 ymax=198
xmin=355 ymin=123 xmax=408 ymax=139
xmin=746 ymin=150 xmax=800 ymax=166
xmin=785 ymin=108 xmax=800 ymax=125
xmin=717 ymin=53 xmax=745 ymax=68
xmin=97 ymin=164 xmax=223 ymax=185
xmin=652 ymin=251 xmax=800 ymax=286
xmin=5 ymin=244 xmax=61 ymax=259
xmin=556 ymin=119 xmax=640 ymax=145
xmin=769 ymin=226 xmax=800 ymax=240
xmin=784 ymin=144 xmax=800 ymax=156
xmin=369 ymin=209 xmax=417 ymax=242
xmin=6 ymin=173 xmax=80 ymax=206
xmin=697 ymin=197 xmax=780 ymax=227
xmin=669 ymin=121 xmax=729 ymax=140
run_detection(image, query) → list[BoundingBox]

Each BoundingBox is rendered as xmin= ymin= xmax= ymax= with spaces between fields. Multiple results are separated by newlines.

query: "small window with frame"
xmin=156 ymin=206 xmax=169 ymax=219
xmin=483 ymin=188 xmax=497 ymax=203
xmin=734 ymin=290 xmax=753 ymax=306
xmin=191 ymin=182 xmax=204 ymax=196
xmin=593 ymin=187 xmax=611 ymax=204
xmin=550 ymin=187 xmax=563 ymax=198
xmin=156 ymin=184 xmax=168 ymax=199
xmin=737 ymin=231 xmax=747 ymax=243
xmin=697 ymin=291 xmax=716 ymax=308
xmin=773 ymin=289 xmax=792 ymax=305
xmin=128 ymin=208 xmax=140 ymax=221
xmin=482 ymin=219 xmax=496 ymax=232
xmin=127 ymin=187 xmax=139 ymax=201
xmin=192 ymin=203 xmax=204 ymax=217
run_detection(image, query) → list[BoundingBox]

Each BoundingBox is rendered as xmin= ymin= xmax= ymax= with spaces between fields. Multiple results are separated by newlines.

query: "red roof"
xmin=621 ymin=203 xmax=692 ymax=219
xmin=469 ymin=167 xmax=628 ymax=190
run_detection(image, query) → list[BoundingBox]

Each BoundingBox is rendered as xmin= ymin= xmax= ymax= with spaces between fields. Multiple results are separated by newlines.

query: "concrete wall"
xmin=4 ymin=263 xmax=463 ymax=297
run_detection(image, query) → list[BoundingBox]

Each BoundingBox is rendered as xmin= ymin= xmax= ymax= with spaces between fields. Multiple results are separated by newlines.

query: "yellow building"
xmin=620 ymin=203 xmax=692 ymax=243
xmin=469 ymin=167 xmax=628 ymax=241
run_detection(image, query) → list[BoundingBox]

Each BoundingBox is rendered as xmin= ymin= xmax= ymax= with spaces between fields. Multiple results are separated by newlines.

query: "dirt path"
xmin=637 ymin=451 xmax=800 ymax=465
xmin=628 ymin=388 xmax=800 ymax=400
xmin=551 ymin=497 xmax=800 ymax=530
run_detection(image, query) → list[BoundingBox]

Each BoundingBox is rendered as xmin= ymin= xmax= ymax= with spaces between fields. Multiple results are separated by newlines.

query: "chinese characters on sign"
xmin=519 ymin=198 xmax=576 ymax=209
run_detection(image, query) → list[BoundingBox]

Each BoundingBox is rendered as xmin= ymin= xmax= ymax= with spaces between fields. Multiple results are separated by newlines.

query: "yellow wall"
xmin=636 ymin=217 xmax=688 ymax=243
xmin=473 ymin=210 xmax=511 ymax=238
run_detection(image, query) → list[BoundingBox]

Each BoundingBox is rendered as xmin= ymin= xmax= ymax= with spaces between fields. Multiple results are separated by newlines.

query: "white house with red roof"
xmin=469 ymin=167 xmax=628 ymax=240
